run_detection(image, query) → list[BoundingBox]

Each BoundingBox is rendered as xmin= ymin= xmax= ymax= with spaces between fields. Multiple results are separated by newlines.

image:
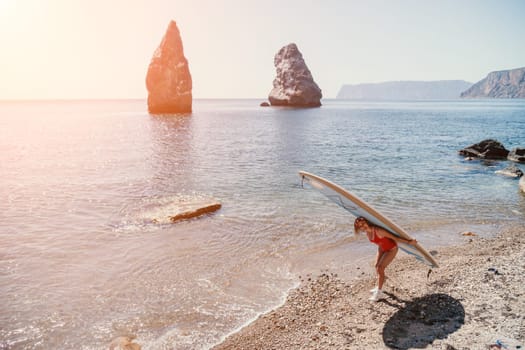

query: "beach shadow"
xmin=382 ymin=293 xmax=464 ymax=349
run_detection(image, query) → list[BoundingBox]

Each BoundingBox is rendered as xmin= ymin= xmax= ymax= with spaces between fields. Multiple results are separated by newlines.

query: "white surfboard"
xmin=299 ymin=171 xmax=438 ymax=268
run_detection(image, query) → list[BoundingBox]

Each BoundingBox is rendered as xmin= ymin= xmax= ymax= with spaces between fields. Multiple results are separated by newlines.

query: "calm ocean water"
xmin=1 ymin=99 xmax=524 ymax=349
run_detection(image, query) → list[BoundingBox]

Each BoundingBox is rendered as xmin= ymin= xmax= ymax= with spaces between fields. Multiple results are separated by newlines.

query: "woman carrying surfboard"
xmin=354 ymin=216 xmax=418 ymax=301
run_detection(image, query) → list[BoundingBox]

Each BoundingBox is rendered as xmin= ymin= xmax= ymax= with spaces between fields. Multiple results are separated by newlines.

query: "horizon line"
xmin=0 ymin=97 xmax=279 ymax=102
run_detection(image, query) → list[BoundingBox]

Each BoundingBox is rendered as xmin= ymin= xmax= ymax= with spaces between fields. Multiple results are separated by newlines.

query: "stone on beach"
xmin=109 ymin=335 xmax=141 ymax=350
xmin=146 ymin=20 xmax=192 ymax=114
xmin=520 ymin=177 xmax=525 ymax=193
xmin=461 ymin=231 xmax=477 ymax=236
xmin=268 ymin=43 xmax=322 ymax=107
xmin=458 ymin=139 xmax=509 ymax=159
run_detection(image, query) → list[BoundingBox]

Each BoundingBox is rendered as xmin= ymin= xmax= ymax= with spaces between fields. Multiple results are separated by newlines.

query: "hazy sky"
xmin=1 ymin=0 xmax=524 ymax=99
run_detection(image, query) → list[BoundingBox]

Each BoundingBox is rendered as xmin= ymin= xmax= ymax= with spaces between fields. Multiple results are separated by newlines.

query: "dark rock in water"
xmin=458 ymin=139 xmax=509 ymax=160
xmin=146 ymin=20 xmax=192 ymax=114
xmin=460 ymin=67 xmax=525 ymax=98
xmin=495 ymin=164 xmax=523 ymax=178
xmin=508 ymin=147 xmax=525 ymax=163
xmin=268 ymin=43 xmax=322 ymax=107
xmin=260 ymin=101 xmax=270 ymax=107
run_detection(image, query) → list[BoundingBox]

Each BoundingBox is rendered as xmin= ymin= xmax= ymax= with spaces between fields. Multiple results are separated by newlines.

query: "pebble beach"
xmin=212 ymin=226 xmax=525 ymax=350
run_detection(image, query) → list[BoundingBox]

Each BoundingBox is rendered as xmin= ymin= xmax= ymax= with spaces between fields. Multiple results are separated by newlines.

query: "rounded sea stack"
xmin=268 ymin=43 xmax=322 ymax=107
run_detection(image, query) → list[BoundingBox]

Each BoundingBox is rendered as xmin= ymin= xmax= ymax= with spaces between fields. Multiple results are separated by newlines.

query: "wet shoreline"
xmin=212 ymin=224 xmax=524 ymax=349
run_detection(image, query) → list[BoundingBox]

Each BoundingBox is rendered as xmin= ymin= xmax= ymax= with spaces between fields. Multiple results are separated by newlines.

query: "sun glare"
xmin=0 ymin=0 xmax=12 ymax=10
xmin=0 ymin=0 xmax=15 ymax=20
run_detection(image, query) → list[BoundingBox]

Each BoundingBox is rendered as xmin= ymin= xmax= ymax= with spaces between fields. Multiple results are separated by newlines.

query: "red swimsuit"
xmin=369 ymin=228 xmax=397 ymax=251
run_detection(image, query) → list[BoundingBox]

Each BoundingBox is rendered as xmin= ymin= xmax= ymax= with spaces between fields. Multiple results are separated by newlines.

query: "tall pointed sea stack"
xmin=268 ymin=43 xmax=322 ymax=107
xmin=146 ymin=20 xmax=192 ymax=114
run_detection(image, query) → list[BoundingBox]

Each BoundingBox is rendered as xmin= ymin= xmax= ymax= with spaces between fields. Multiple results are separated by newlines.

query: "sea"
xmin=1 ymin=99 xmax=524 ymax=349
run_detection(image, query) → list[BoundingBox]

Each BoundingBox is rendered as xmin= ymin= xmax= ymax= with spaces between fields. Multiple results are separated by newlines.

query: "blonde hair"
xmin=354 ymin=216 xmax=369 ymax=234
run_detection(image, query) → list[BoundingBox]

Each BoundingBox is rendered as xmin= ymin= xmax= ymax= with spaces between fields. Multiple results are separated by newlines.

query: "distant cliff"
xmin=460 ymin=67 xmax=525 ymax=98
xmin=336 ymin=80 xmax=472 ymax=100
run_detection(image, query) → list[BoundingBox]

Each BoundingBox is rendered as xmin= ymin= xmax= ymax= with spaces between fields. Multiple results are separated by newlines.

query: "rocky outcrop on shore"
xmin=337 ymin=80 xmax=472 ymax=100
xmin=460 ymin=67 xmax=525 ymax=98
xmin=146 ymin=20 xmax=192 ymax=114
xmin=213 ymin=226 xmax=524 ymax=350
xmin=458 ymin=139 xmax=510 ymax=160
xmin=268 ymin=43 xmax=322 ymax=107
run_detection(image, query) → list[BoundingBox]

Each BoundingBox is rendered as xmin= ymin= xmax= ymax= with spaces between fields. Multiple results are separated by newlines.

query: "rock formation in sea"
xmin=268 ymin=43 xmax=322 ymax=107
xmin=336 ymin=80 xmax=472 ymax=100
xmin=460 ymin=67 xmax=525 ymax=98
xmin=495 ymin=164 xmax=523 ymax=178
xmin=138 ymin=195 xmax=221 ymax=224
xmin=146 ymin=20 xmax=192 ymax=114
xmin=458 ymin=139 xmax=510 ymax=160
xmin=169 ymin=203 xmax=221 ymax=223
xmin=508 ymin=147 xmax=525 ymax=163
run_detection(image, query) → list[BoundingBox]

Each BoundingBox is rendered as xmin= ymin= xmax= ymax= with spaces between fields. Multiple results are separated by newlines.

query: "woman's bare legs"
xmin=375 ymin=246 xmax=398 ymax=290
